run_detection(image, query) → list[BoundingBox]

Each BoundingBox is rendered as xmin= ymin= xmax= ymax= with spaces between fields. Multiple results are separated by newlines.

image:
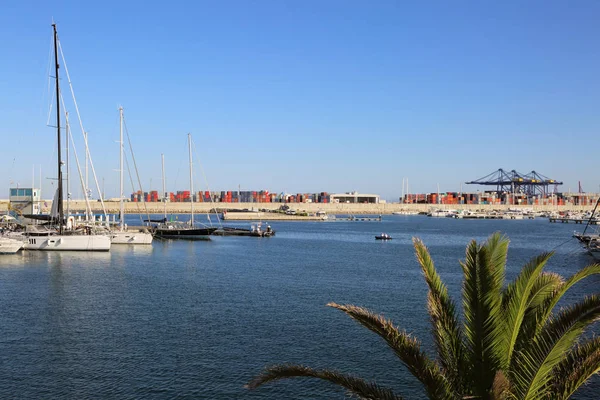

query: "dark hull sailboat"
xmin=153 ymin=223 xmax=217 ymax=240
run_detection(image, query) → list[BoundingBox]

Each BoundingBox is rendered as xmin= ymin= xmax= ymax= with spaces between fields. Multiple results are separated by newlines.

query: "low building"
xmin=329 ymin=192 xmax=380 ymax=204
xmin=9 ymin=187 xmax=41 ymax=218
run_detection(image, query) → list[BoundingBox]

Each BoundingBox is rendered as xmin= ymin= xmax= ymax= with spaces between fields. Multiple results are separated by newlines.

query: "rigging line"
xmin=46 ymin=79 xmax=55 ymax=127
xmin=122 ymin=116 xmax=151 ymax=224
xmin=57 ymin=39 xmax=107 ymax=220
xmin=44 ymin=33 xmax=54 ymax=129
xmin=582 ymin=197 xmax=600 ymax=237
xmin=172 ymin=138 xmax=186 ymax=201
xmin=60 ymin=91 xmax=93 ymax=218
xmin=191 ymin=136 xmax=220 ymax=228
xmin=123 ymin=151 xmax=144 ymax=224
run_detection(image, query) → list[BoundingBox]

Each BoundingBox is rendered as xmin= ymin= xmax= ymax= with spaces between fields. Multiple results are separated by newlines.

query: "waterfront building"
xmin=9 ymin=187 xmax=41 ymax=220
xmin=329 ymin=192 xmax=380 ymax=204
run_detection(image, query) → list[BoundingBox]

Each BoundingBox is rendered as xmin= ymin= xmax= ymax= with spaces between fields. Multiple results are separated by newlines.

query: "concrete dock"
xmin=1 ymin=200 xmax=596 ymax=216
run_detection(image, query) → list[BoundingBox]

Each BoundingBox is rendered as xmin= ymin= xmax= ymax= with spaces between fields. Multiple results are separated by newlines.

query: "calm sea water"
xmin=0 ymin=215 xmax=598 ymax=399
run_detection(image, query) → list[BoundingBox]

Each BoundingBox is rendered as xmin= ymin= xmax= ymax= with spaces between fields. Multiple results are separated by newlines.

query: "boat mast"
xmin=161 ymin=154 xmax=167 ymax=220
xmin=53 ymin=24 xmax=64 ymax=234
xmin=119 ymin=106 xmax=125 ymax=231
xmin=188 ymin=133 xmax=194 ymax=226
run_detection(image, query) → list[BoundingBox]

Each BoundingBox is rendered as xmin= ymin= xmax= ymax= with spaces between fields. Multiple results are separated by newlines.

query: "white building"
xmin=9 ymin=187 xmax=41 ymax=217
xmin=329 ymin=191 xmax=380 ymax=204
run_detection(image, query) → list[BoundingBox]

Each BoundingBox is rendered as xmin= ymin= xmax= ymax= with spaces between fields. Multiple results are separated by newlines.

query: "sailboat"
xmin=110 ymin=107 xmax=153 ymax=245
xmin=153 ymin=134 xmax=217 ymax=240
xmin=23 ymin=24 xmax=111 ymax=251
xmin=574 ymin=196 xmax=600 ymax=260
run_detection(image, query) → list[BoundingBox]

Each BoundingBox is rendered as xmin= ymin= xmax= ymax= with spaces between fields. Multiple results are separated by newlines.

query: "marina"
xmin=1 ymin=216 xmax=598 ymax=398
xmin=2 ymin=8 xmax=600 ymax=399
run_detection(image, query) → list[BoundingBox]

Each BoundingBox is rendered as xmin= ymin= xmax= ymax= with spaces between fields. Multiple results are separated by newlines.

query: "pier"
xmin=549 ymin=217 xmax=599 ymax=224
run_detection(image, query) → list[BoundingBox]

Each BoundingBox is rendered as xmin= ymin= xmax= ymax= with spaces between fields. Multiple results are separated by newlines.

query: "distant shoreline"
xmin=1 ymin=200 xmax=595 ymax=215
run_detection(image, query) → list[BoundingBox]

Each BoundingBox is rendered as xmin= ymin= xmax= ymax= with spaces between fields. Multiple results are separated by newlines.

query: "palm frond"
xmin=537 ymin=263 xmax=600 ymax=329
xmin=512 ymin=295 xmax=600 ymax=399
xmin=499 ymin=252 xmax=554 ymax=369
xmin=413 ymin=238 xmax=465 ymax=395
xmin=246 ymin=364 xmax=404 ymax=400
xmin=328 ymin=302 xmax=452 ymax=399
xmin=551 ymin=336 xmax=600 ymax=399
xmin=512 ymin=272 xmax=564 ymax=354
xmin=527 ymin=272 xmax=564 ymax=311
xmin=460 ymin=234 xmax=506 ymax=397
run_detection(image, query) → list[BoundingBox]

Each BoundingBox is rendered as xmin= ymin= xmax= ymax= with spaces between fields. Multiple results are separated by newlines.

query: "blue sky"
xmin=1 ymin=1 xmax=599 ymax=201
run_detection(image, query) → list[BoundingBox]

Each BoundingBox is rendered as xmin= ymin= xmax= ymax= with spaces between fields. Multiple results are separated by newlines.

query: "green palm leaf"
xmin=246 ymin=364 xmax=404 ymax=400
xmin=413 ymin=238 xmax=465 ymax=395
xmin=500 ymin=252 xmax=554 ymax=369
xmin=513 ymin=295 xmax=600 ymax=399
xmin=551 ymin=336 xmax=600 ymax=399
xmin=328 ymin=302 xmax=452 ymax=400
xmin=537 ymin=263 xmax=600 ymax=329
xmin=460 ymin=234 xmax=506 ymax=397
xmin=513 ymin=272 xmax=564 ymax=354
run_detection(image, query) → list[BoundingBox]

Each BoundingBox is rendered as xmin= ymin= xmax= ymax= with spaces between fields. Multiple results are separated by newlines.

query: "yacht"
xmin=152 ymin=135 xmax=217 ymax=240
xmin=110 ymin=107 xmax=153 ymax=245
xmin=23 ymin=24 xmax=111 ymax=252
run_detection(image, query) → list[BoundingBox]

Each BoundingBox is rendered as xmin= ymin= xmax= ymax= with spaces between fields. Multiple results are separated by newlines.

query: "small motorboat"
xmin=0 ymin=237 xmax=25 ymax=254
xmin=375 ymin=233 xmax=392 ymax=240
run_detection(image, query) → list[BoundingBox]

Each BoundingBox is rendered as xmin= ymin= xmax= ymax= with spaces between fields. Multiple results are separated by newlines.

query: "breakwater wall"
xmin=2 ymin=201 xmax=596 ymax=215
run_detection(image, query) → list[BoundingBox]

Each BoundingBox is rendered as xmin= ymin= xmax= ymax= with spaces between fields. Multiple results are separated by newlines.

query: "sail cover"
xmin=50 ymin=188 xmax=60 ymax=219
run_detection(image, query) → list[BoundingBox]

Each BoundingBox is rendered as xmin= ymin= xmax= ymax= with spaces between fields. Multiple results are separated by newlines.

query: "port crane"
xmin=466 ymin=169 xmax=562 ymax=196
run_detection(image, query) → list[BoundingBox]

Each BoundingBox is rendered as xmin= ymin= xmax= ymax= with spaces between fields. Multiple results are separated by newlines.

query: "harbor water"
xmin=0 ymin=216 xmax=598 ymax=399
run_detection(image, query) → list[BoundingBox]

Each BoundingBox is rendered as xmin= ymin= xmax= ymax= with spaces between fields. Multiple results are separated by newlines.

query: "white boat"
xmin=111 ymin=107 xmax=153 ymax=245
xmin=23 ymin=228 xmax=110 ymax=251
xmin=392 ymin=210 xmax=420 ymax=215
xmin=588 ymin=239 xmax=600 ymax=261
xmin=502 ymin=211 xmax=524 ymax=220
xmin=111 ymin=229 xmax=153 ymax=245
xmin=0 ymin=237 xmax=24 ymax=254
xmin=428 ymin=209 xmax=449 ymax=217
xmin=23 ymin=24 xmax=111 ymax=252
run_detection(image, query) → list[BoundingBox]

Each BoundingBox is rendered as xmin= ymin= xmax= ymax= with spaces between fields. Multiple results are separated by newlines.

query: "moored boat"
xmin=23 ymin=24 xmax=112 ymax=252
xmin=154 ymin=222 xmax=217 ymax=240
xmin=0 ymin=237 xmax=25 ymax=254
xmin=213 ymin=222 xmax=275 ymax=237
xmin=110 ymin=107 xmax=153 ymax=245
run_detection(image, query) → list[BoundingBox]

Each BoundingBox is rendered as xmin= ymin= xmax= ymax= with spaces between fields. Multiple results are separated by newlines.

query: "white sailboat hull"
xmin=24 ymin=234 xmax=111 ymax=251
xmin=429 ymin=211 xmax=448 ymax=217
xmin=0 ymin=238 xmax=24 ymax=254
xmin=111 ymin=231 xmax=153 ymax=245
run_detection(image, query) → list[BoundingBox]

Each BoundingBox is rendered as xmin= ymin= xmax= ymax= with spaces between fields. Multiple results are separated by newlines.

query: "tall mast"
xmin=119 ymin=106 xmax=125 ymax=230
xmin=161 ymin=153 xmax=166 ymax=220
xmin=188 ymin=133 xmax=194 ymax=226
xmin=53 ymin=23 xmax=64 ymax=234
